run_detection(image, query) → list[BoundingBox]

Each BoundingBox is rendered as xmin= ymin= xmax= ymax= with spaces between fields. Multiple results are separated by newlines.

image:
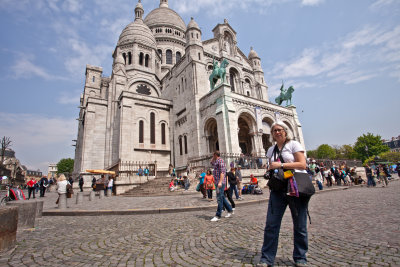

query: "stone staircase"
xmin=121 ymin=176 xmax=190 ymax=197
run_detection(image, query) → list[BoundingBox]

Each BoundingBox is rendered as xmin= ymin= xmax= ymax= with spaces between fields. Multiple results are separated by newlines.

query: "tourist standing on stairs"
xmin=144 ymin=167 xmax=149 ymax=181
xmin=210 ymin=151 xmax=233 ymax=222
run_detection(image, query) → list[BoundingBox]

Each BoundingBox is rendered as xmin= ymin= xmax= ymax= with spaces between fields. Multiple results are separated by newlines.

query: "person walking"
xmin=204 ymin=169 xmax=215 ymax=201
xmin=210 ymin=151 xmax=233 ymax=222
xmin=226 ymin=167 xmax=236 ymax=210
xmin=78 ymin=176 xmax=84 ymax=192
xmin=236 ymin=165 xmax=243 ymax=200
xmin=27 ymin=178 xmax=37 ymax=199
xmin=91 ymin=176 xmax=96 ymax=191
xmin=144 ymin=167 xmax=149 ymax=181
xmin=259 ymin=121 xmax=309 ymax=267
xmin=39 ymin=176 xmax=49 ymax=197
xmin=199 ymin=170 xmax=206 ymax=198
xmin=365 ymin=164 xmax=375 ymax=187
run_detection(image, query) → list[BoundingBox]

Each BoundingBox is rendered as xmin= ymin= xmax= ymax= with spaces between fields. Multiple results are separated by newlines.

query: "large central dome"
xmin=144 ymin=1 xmax=186 ymax=31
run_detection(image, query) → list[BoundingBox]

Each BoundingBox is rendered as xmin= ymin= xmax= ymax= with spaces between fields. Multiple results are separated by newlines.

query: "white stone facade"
xmin=73 ymin=0 xmax=305 ymax=194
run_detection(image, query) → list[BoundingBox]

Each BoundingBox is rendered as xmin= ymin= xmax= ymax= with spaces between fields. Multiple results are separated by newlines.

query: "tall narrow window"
xmin=92 ymin=76 xmax=95 ymax=82
xmin=145 ymin=54 xmax=149 ymax=67
xmin=161 ymin=123 xmax=166 ymax=145
xmin=166 ymin=50 xmax=172 ymax=65
xmin=139 ymin=121 xmax=144 ymax=143
xmin=139 ymin=52 xmax=144 ymax=65
xmin=158 ymin=49 xmax=162 ymax=63
xmin=128 ymin=52 xmax=132 ymax=65
xmin=184 ymin=136 xmax=188 ymax=154
xmin=198 ymin=53 xmax=201 ymax=60
xmin=176 ymin=51 xmax=181 ymax=62
xmin=230 ymin=73 xmax=235 ymax=92
xmin=179 ymin=136 xmax=183 ymax=155
xmin=150 ymin=112 xmax=155 ymax=144
xmin=122 ymin=53 xmax=127 ymax=64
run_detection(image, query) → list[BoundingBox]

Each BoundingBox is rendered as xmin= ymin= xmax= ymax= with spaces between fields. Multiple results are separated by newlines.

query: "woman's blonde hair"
xmin=269 ymin=121 xmax=293 ymax=143
xmin=58 ymin=174 xmax=66 ymax=181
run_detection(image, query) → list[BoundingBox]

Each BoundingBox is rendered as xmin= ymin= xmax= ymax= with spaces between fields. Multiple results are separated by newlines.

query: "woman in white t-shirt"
xmin=259 ymin=121 xmax=309 ymax=267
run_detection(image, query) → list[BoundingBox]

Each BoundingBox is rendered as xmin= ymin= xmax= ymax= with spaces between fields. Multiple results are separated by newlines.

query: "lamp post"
xmin=365 ymin=145 xmax=369 ymax=159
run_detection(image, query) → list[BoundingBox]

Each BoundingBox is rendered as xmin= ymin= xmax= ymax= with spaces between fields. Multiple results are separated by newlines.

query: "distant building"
xmin=48 ymin=164 xmax=57 ymax=178
xmin=383 ymin=135 xmax=400 ymax=152
xmin=25 ymin=170 xmax=43 ymax=182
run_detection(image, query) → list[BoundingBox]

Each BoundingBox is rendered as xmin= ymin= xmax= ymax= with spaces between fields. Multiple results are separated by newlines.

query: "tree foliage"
xmin=316 ymin=144 xmax=336 ymax=159
xmin=1 ymin=136 xmax=12 ymax=165
xmin=354 ymin=133 xmax=389 ymax=162
xmin=56 ymin=158 xmax=74 ymax=175
xmin=306 ymin=149 xmax=317 ymax=159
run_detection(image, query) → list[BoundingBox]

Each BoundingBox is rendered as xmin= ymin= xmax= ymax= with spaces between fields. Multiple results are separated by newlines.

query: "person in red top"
xmin=169 ymin=179 xmax=176 ymax=192
xmin=250 ymin=174 xmax=258 ymax=185
xmin=27 ymin=178 xmax=37 ymax=199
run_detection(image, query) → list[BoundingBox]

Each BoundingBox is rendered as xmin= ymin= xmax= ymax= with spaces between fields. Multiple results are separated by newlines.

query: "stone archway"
xmin=262 ymin=117 xmax=274 ymax=154
xmin=237 ymin=113 xmax=256 ymax=155
xmin=204 ymin=118 xmax=219 ymax=153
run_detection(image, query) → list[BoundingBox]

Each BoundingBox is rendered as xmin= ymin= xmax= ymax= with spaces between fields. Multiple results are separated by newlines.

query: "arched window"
xmin=176 ymin=51 xmax=181 ymax=62
xmin=184 ymin=136 xmax=188 ymax=154
xmin=139 ymin=120 xmax=144 ymax=143
xmin=230 ymin=68 xmax=239 ymax=92
xmin=122 ymin=53 xmax=127 ymax=65
xmin=139 ymin=52 xmax=144 ymax=66
xmin=145 ymin=54 xmax=149 ymax=67
xmin=128 ymin=52 xmax=132 ymax=65
xmin=150 ymin=112 xmax=155 ymax=144
xmin=161 ymin=123 xmax=166 ymax=145
xmin=179 ymin=136 xmax=183 ymax=155
xmin=158 ymin=49 xmax=162 ymax=64
xmin=166 ymin=50 xmax=172 ymax=65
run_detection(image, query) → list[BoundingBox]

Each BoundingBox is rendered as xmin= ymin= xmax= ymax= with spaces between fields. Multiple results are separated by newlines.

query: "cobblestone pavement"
xmin=1 ymin=179 xmax=399 ymax=266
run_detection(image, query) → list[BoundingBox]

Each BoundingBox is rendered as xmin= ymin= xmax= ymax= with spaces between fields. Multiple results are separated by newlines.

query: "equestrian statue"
xmin=275 ymin=82 xmax=295 ymax=106
xmin=209 ymin=57 xmax=229 ymax=90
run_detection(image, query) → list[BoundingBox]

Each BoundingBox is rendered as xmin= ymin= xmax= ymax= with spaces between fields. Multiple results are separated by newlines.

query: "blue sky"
xmin=0 ymin=0 xmax=399 ymax=173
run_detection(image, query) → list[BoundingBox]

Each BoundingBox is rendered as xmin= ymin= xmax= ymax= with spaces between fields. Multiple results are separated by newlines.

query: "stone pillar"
xmin=7 ymin=201 xmax=36 ymax=229
xmin=99 ymin=190 xmax=105 ymax=199
xmin=107 ymin=189 xmax=112 ymax=197
xmin=0 ymin=207 xmax=18 ymax=252
xmin=58 ymin=193 xmax=67 ymax=210
xmin=34 ymin=200 xmax=44 ymax=218
xmin=76 ymin=192 xmax=84 ymax=204
xmin=89 ymin=191 xmax=96 ymax=201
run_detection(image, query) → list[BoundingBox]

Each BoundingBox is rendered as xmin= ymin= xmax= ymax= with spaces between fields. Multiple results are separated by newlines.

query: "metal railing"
xmin=188 ymin=153 xmax=267 ymax=171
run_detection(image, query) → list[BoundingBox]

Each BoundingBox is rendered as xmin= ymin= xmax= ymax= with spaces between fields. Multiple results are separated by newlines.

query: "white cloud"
xmin=0 ymin=112 xmax=76 ymax=172
xmin=369 ymin=0 xmax=395 ymax=10
xmin=301 ymin=0 xmax=324 ymax=6
xmin=64 ymin=38 xmax=113 ymax=77
xmin=10 ymin=54 xmax=65 ymax=81
xmin=62 ymin=0 xmax=82 ymax=14
xmin=271 ymin=24 xmax=400 ymax=86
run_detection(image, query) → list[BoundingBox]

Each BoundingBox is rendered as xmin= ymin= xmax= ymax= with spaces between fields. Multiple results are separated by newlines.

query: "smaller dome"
xmin=187 ymin=17 xmax=200 ymax=31
xmin=248 ymin=47 xmax=259 ymax=59
xmin=118 ymin=19 xmax=156 ymax=48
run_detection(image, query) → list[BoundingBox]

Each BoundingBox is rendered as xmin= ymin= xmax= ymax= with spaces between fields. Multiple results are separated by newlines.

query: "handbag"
xmin=206 ymin=183 xmax=214 ymax=189
xmin=267 ymin=144 xmax=288 ymax=192
xmin=293 ymin=172 xmax=315 ymax=197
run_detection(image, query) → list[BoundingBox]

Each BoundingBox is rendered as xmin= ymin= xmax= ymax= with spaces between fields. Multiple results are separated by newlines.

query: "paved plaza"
xmin=1 ymin=179 xmax=399 ymax=267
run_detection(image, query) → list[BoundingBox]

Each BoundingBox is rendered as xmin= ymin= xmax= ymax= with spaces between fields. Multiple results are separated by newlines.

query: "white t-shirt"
xmin=108 ymin=179 xmax=114 ymax=187
xmin=266 ymin=140 xmax=306 ymax=173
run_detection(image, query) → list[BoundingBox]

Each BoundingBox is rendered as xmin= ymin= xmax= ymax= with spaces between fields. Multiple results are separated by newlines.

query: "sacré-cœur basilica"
xmin=73 ymin=0 xmax=305 ymax=194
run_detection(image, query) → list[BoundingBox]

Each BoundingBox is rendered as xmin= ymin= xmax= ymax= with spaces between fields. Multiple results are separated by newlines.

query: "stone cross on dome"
xmin=160 ymin=0 xmax=168 ymax=8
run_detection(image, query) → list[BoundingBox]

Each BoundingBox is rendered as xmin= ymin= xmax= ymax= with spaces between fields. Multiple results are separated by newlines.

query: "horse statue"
xmin=275 ymin=84 xmax=295 ymax=106
xmin=209 ymin=58 xmax=229 ymax=90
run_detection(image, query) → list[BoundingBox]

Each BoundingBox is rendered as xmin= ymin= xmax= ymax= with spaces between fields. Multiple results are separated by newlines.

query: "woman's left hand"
xmin=269 ymin=162 xmax=281 ymax=170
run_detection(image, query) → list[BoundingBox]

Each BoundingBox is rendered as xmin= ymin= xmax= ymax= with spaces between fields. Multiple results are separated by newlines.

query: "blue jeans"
xmin=216 ymin=186 xmax=232 ymax=217
xmin=260 ymin=191 xmax=309 ymax=265
xmin=228 ymin=184 xmax=239 ymax=200
xmin=367 ymin=174 xmax=375 ymax=187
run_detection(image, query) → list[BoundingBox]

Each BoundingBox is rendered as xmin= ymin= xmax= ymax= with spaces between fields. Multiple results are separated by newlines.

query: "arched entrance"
xmin=204 ymin=118 xmax=219 ymax=153
xmin=237 ymin=113 xmax=256 ymax=155
xmin=262 ymin=117 xmax=274 ymax=154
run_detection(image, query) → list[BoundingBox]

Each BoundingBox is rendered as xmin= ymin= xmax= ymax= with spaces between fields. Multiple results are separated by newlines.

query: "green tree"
xmin=316 ymin=144 xmax=336 ymax=159
xmin=341 ymin=144 xmax=357 ymax=159
xmin=57 ymin=158 xmax=74 ymax=175
xmin=354 ymin=133 xmax=389 ymax=162
xmin=379 ymin=151 xmax=400 ymax=163
xmin=306 ymin=149 xmax=317 ymax=159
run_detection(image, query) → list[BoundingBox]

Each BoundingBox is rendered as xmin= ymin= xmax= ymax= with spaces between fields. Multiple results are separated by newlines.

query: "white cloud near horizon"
xmin=0 ymin=112 xmax=76 ymax=172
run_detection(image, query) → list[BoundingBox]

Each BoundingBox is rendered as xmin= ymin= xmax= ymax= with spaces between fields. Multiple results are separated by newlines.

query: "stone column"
xmin=99 ymin=190 xmax=105 ymax=199
xmin=89 ymin=191 xmax=95 ymax=201
xmin=107 ymin=188 xmax=112 ymax=197
xmin=76 ymin=192 xmax=84 ymax=204
xmin=0 ymin=207 xmax=18 ymax=252
xmin=7 ymin=201 xmax=36 ymax=228
xmin=58 ymin=193 xmax=67 ymax=210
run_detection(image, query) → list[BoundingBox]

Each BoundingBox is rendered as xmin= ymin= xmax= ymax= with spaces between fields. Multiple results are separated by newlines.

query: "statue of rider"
xmin=280 ymin=82 xmax=287 ymax=96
